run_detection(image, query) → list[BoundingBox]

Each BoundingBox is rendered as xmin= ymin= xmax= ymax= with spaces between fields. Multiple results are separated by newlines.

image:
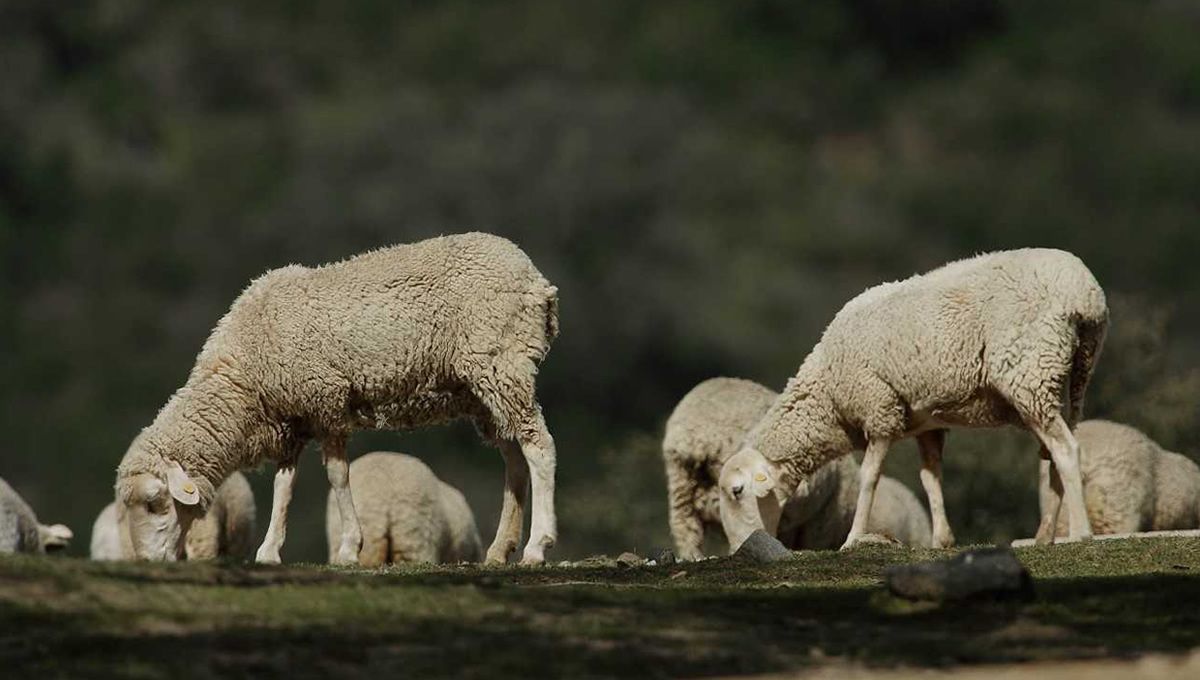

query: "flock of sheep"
xmin=3 ymin=232 xmax=1199 ymax=565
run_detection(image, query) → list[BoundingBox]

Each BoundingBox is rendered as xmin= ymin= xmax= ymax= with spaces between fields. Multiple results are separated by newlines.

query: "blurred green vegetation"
xmin=1 ymin=1 xmax=1198 ymax=560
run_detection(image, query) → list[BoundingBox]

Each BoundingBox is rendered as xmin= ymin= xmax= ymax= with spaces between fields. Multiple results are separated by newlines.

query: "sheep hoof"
xmin=332 ymin=547 xmax=360 ymax=566
xmin=485 ymin=541 xmax=515 ymax=565
xmin=520 ymin=545 xmax=547 ymax=565
xmin=255 ymin=548 xmax=282 ymax=565
xmin=933 ymin=532 xmax=957 ymax=549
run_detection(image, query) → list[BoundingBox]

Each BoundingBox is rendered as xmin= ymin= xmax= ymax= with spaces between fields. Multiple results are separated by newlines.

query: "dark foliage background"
xmin=2 ymin=1 xmax=1199 ymax=560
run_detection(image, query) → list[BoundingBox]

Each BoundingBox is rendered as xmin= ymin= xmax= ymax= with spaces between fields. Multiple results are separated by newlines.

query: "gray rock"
xmin=733 ymin=529 xmax=795 ymax=564
xmin=616 ymin=552 xmax=645 ymax=569
xmin=656 ymin=549 xmax=677 ymax=567
xmin=885 ymin=547 xmax=1034 ymax=602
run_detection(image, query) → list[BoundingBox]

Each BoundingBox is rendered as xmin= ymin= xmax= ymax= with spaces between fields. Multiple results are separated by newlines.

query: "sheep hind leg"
xmin=518 ymin=408 xmax=557 ymax=565
xmin=842 ymin=438 xmax=890 ymax=550
xmin=322 ymin=436 xmax=363 ymax=565
xmin=1029 ymin=414 xmax=1092 ymax=542
xmin=486 ymin=440 xmax=529 ymax=564
xmin=917 ymin=430 xmax=955 ymax=548
xmin=1035 ymin=458 xmax=1066 ymax=544
xmin=255 ymin=464 xmax=298 ymax=564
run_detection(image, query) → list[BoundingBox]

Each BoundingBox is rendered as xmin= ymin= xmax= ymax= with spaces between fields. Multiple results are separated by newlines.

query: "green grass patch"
xmin=2 ymin=538 xmax=1200 ymax=678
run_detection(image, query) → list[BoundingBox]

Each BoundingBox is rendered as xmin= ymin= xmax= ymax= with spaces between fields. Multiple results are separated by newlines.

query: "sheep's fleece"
xmin=92 ymin=472 xmax=256 ymax=560
xmin=114 ymin=232 xmax=560 ymax=565
xmin=0 ymin=476 xmax=72 ymax=554
xmin=720 ymin=248 xmax=1107 ymax=552
xmin=326 ymin=452 xmax=483 ymax=566
xmin=664 ymin=377 xmax=930 ymax=558
xmin=1039 ymin=420 xmax=1200 ymax=537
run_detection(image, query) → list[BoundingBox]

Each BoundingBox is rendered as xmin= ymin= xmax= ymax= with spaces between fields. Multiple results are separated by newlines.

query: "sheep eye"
xmin=146 ymin=495 xmax=171 ymax=514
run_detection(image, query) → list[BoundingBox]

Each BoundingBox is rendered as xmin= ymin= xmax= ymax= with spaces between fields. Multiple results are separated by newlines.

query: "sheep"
xmin=326 ymin=452 xmax=483 ymax=566
xmin=663 ymin=377 xmax=778 ymax=560
xmin=114 ymin=232 xmax=560 ymax=565
xmin=664 ymin=377 xmax=931 ymax=558
xmin=92 ymin=471 xmax=257 ymax=560
xmin=0 ymin=476 xmax=73 ymax=554
xmin=1037 ymin=420 xmax=1200 ymax=537
xmin=718 ymin=248 xmax=1108 ymax=552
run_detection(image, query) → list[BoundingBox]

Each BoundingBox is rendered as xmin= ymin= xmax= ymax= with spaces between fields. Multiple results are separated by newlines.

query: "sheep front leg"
xmin=518 ymin=409 xmax=557 ymax=565
xmin=841 ymin=438 xmax=889 ymax=550
xmin=917 ymin=430 xmax=955 ymax=548
xmin=665 ymin=457 xmax=706 ymax=561
xmin=323 ymin=436 xmax=363 ymax=565
xmin=486 ymin=440 xmax=529 ymax=564
xmin=255 ymin=464 xmax=297 ymax=564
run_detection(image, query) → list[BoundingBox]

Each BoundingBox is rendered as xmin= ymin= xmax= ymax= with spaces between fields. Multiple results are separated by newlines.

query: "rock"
xmin=885 ymin=547 xmax=1034 ymax=602
xmin=733 ymin=529 xmax=795 ymax=564
xmin=616 ymin=552 xmax=645 ymax=569
xmin=656 ymin=549 xmax=677 ymax=567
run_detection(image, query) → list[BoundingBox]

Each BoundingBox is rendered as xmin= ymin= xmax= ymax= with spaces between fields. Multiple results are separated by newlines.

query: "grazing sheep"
xmin=1038 ymin=420 xmax=1200 ymax=537
xmin=114 ymin=232 xmax=560 ymax=565
xmin=326 ymin=452 xmax=483 ymax=566
xmin=665 ymin=377 xmax=931 ymax=558
xmin=92 ymin=471 xmax=257 ymax=561
xmin=663 ymin=377 xmax=778 ymax=560
xmin=718 ymin=249 xmax=1107 ymax=552
xmin=0 ymin=477 xmax=72 ymax=554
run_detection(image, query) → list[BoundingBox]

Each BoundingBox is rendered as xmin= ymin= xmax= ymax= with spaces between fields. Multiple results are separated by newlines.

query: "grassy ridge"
xmin=3 ymin=538 xmax=1200 ymax=678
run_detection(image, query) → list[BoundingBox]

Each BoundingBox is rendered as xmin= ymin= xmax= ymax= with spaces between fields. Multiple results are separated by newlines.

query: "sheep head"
xmin=115 ymin=455 xmax=203 ymax=561
xmin=718 ymin=448 xmax=784 ymax=552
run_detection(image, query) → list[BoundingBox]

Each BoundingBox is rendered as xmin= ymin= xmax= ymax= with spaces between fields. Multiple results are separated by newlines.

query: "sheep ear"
xmin=750 ymin=461 xmax=775 ymax=498
xmin=166 ymin=461 xmax=201 ymax=506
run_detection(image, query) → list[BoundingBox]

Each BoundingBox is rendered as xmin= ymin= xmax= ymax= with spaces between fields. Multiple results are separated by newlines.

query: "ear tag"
xmin=166 ymin=460 xmax=201 ymax=506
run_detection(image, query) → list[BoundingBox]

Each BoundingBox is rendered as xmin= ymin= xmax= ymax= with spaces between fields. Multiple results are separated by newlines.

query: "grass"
xmin=2 ymin=538 xmax=1200 ymax=678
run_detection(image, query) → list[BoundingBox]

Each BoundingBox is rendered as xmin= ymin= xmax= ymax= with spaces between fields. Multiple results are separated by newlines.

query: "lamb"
xmin=114 ymin=232 xmax=560 ymax=565
xmin=664 ymin=377 xmax=931 ymax=558
xmin=718 ymin=248 xmax=1108 ymax=552
xmin=92 ymin=471 xmax=257 ymax=560
xmin=0 ymin=476 xmax=73 ymax=554
xmin=1037 ymin=420 xmax=1200 ymax=537
xmin=326 ymin=452 xmax=483 ymax=566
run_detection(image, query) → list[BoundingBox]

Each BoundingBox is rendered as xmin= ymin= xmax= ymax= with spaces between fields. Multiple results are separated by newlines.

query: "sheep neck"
xmin=138 ymin=364 xmax=265 ymax=501
xmin=752 ymin=350 xmax=855 ymax=494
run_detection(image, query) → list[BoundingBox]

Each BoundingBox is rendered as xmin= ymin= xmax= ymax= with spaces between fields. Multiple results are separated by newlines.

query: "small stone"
xmin=733 ymin=529 xmax=795 ymax=564
xmin=885 ymin=547 xmax=1034 ymax=602
xmin=656 ymin=549 xmax=678 ymax=567
xmin=668 ymin=570 xmax=688 ymax=580
xmin=616 ymin=552 xmax=645 ymax=569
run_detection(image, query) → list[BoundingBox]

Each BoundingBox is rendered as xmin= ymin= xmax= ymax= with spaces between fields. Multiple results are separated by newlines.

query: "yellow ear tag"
xmin=753 ymin=473 xmax=767 ymax=482
xmin=183 ymin=483 xmax=195 ymax=494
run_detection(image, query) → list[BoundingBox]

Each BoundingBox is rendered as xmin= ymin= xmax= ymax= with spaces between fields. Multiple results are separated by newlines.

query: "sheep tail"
xmin=541 ymin=283 xmax=560 ymax=346
xmin=1067 ymin=315 xmax=1108 ymax=429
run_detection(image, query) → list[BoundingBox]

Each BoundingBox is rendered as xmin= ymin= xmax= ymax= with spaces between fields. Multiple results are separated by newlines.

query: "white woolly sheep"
xmin=719 ymin=248 xmax=1108 ymax=552
xmin=0 ymin=476 xmax=72 ymax=554
xmin=114 ymin=232 xmax=560 ymax=565
xmin=92 ymin=471 xmax=257 ymax=560
xmin=663 ymin=377 xmax=778 ymax=560
xmin=664 ymin=377 xmax=931 ymax=557
xmin=326 ymin=452 xmax=483 ymax=566
xmin=1038 ymin=419 xmax=1200 ymax=537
